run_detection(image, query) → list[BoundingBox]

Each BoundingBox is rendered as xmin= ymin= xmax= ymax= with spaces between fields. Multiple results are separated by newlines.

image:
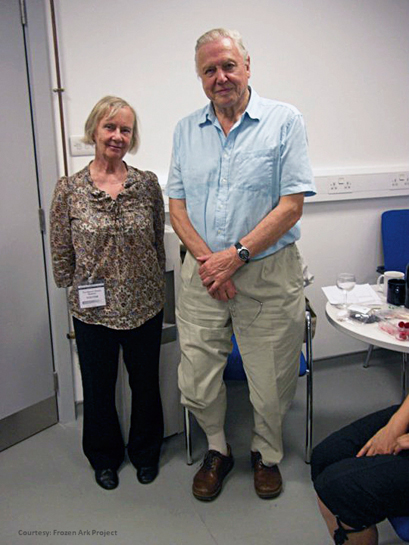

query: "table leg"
xmin=363 ymin=344 xmax=373 ymax=368
xmin=402 ymin=353 xmax=408 ymax=402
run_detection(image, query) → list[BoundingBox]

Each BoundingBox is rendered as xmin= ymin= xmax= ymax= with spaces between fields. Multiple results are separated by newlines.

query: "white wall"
xmin=52 ymin=0 xmax=409 ymax=176
xmin=49 ymin=0 xmax=409 ymax=359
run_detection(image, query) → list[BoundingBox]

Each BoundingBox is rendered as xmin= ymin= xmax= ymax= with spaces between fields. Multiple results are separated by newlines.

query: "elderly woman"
xmin=50 ymin=96 xmax=165 ymax=490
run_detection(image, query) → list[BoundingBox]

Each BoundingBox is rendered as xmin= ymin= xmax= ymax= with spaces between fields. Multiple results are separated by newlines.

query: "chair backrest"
xmin=381 ymin=209 xmax=409 ymax=273
xmin=389 ymin=516 xmax=409 ymax=542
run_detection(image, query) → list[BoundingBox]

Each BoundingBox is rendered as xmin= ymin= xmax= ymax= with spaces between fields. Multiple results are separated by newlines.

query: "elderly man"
xmin=167 ymin=28 xmax=315 ymax=501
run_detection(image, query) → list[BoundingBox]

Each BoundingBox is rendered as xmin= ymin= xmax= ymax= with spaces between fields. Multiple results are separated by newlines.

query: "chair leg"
xmin=305 ymin=310 xmax=314 ymax=464
xmin=363 ymin=344 xmax=373 ymax=368
xmin=184 ymin=407 xmax=193 ymax=465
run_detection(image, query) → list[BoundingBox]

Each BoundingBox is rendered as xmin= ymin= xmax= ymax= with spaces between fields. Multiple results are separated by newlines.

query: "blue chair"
xmin=377 ymin=209 xmax=409 ymax=274
xmin=184 ymin=307 xmax=314 ymax=464
xmin=389 ymin=516 xmax=409 ymax=542
xmin=365 ymin=209 xmax=409 ymax=369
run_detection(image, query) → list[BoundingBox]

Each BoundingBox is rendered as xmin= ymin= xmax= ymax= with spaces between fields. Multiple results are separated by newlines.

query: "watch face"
xmin=239 ymin=248 xmax=250 ymax=261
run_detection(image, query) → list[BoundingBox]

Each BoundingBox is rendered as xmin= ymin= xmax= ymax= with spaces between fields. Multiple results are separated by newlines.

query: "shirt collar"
xmin=199 ymin=103 xmax=215 ymax=126
xmin=244 ymin=87 xmax=262 ymax=121
xmin=199 ymin=86 xmax=261 ymax=126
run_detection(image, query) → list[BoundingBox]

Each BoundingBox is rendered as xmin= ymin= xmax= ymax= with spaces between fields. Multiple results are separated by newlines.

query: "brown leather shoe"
xmin=251 ymin=451 xmax=282 ymax=499
xmin=192 ymin=446 xmax=234 ymax=501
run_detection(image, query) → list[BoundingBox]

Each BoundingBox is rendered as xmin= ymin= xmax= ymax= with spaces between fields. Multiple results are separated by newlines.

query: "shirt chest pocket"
xmin=233 ymin=148 xmax=278 ymax=196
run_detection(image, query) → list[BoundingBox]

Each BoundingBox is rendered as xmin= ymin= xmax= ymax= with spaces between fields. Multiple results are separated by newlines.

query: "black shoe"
xmin=95 ymin=469 xmax=118 ymax=490
xmin=136 ymin=465 xmax=159 ymax=484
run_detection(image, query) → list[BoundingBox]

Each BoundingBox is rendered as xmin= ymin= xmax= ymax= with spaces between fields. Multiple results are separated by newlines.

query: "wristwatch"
xmin=234 ymin=242 xmax=250 ymax=263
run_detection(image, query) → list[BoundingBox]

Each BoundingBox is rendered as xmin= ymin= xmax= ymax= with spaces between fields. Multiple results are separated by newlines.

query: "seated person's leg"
xmin=317 ymin=497 xmax=378 ymax=545
xmin=311 ymin=405 xmax=408 ymax=544
xmin=311 ymin=405 xmax=399 ymax=481
xmin=314 ymin=453 xmax=409 ymax=543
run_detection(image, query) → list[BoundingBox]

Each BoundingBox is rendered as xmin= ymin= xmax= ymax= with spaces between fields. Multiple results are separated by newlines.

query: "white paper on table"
xmin=322 ymin=284 xmax=382 ymax=306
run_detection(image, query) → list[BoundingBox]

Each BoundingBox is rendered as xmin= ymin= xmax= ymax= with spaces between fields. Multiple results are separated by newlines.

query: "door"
xmin=0 ymin=0 xmax=58 ymax=450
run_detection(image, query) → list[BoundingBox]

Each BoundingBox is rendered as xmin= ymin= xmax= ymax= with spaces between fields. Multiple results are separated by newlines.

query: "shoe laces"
xmin=202 ymin=450 xmax=221 ymax=471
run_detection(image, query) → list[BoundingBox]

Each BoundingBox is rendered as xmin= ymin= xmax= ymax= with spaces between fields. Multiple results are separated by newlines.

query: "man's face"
xmin=196 ymin=37 xmax=250 ymax=112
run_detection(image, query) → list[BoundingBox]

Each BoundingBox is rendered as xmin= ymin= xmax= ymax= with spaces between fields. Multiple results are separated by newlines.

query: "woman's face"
xmin=93 ymin=106 xmax=134 ymax=162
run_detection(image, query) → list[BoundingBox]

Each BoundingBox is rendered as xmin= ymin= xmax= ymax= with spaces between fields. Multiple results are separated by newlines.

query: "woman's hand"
xmin=357 ymin=397 xmax=409 ymax=457
xmin=357 ymin=425 xmax=400 ymax=457
xmin=394 ymin=433 xmax=409 ymax=454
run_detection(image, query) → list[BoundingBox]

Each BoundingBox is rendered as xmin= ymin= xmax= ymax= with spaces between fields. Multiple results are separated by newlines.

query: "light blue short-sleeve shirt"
xmin=166 ymin=88 xmax=316 ymax=260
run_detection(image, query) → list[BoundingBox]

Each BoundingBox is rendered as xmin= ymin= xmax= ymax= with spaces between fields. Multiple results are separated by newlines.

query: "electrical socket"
xmin=327 ymin=176 xmax=353 ymax=194
xmin=69 ymin=136 xmax=95 ymax=157
xmin=390 ymin=172 xmax=409 ymax=190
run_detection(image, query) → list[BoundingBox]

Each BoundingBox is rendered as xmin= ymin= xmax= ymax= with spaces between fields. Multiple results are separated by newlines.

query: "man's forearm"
xmin=239 ymin=193 xmax=304 ymax=258
xmin=169 ymin=198 xmax=210 ymax=258
xmin=169 ymin=197 xmax=238 ymax=300
xmin=196 ymin=193 xmax=304 ymax=294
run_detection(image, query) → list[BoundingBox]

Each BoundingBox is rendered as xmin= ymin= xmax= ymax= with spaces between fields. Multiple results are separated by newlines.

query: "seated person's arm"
xmin=357 ymin=394 xmax=409 ymax=457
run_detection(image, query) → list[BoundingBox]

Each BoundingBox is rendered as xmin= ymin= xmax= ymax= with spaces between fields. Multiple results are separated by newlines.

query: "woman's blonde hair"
xmin=83 ymin=95 xmax=139 ymax=153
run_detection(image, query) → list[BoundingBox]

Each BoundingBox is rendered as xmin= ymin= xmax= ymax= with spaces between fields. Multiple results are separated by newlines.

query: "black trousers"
xmin=73 ymin=311 xmax=164 ymax=471
xmin=311 ymin=404 xmax=409 ymax=529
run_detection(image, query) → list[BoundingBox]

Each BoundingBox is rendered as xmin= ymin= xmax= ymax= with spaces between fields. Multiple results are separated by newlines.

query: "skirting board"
xmin=0 ymin=396 xmax=58 ymax=452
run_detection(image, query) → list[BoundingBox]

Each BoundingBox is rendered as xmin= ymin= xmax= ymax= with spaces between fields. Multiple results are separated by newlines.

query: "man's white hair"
xmin=195 ymin=28 xmax=249 ymax=72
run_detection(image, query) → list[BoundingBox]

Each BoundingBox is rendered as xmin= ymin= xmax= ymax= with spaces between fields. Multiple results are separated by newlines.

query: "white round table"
xmin=325 ymin=300 xmax=409 ymax=399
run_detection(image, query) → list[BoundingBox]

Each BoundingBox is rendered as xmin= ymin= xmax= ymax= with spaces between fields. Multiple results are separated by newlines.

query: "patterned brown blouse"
xmin=50 ymin=163 xmax=165 ymax=330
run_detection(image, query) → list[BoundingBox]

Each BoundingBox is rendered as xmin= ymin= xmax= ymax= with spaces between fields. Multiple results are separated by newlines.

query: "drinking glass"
xmin=336 ymin=273 xmax=356 ymax=318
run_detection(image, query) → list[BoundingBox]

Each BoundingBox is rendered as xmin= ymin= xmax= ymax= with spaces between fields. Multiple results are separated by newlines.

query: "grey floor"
xmin=1 ymin=350 xmax=405 ymax=545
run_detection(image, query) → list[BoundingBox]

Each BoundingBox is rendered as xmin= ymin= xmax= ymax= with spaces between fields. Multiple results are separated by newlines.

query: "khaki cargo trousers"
xmin=176 ymin=243 xmax=305 ymax=464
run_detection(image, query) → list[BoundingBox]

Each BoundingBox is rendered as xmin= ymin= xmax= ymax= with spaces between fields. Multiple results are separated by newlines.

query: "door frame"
xmin=25 ymin=0 xmax=75 ymax=423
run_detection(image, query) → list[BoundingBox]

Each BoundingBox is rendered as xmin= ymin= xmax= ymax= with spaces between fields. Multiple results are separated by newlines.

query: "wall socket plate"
xmin=310 ymin=171 xmax=409 ymax=203
xmin=327 ymin=176 xmax=353 ymax=194
xmin=69 ymin=136 xmax=95 ymax=157
xmin=390 ymin=172 xmax=409 ymax=190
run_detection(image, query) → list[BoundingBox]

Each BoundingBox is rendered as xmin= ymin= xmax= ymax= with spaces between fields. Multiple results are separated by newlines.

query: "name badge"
xmin=78 ymin=282 xmax=106 ymax=309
